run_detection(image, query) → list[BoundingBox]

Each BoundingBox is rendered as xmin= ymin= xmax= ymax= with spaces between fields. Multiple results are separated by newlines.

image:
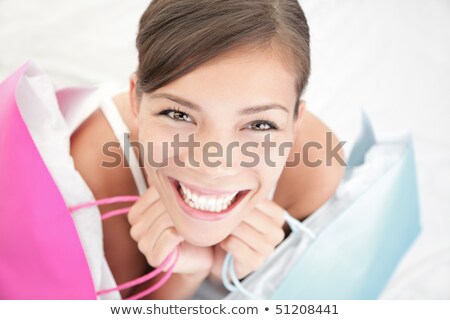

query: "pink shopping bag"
xmin=0 ymin=61 xmax=97 ymax=299
xmin=0 ymin=62 xmax=96 ymax=299
xmin=0 ymin=61 xmax=177 ymax=300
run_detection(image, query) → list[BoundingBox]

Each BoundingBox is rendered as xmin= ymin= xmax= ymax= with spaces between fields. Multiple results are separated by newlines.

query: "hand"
xmin=210 ymin=198 xmax=285 ymax=281
xmin=128 ymin=185 xmax=214 ymax=276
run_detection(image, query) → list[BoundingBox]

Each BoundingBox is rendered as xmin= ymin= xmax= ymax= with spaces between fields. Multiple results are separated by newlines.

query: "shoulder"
xmin=274 ymin=109 xmax=346 ymax=220
xmin=69 ymin=98 xmax=138 ymax=201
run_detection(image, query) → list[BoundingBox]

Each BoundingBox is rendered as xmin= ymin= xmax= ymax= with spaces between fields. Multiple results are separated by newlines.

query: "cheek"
xmin=138 ymin=124 xmax=182 ymax=167
xmin=253 ymin=135 xmax=293 ymax=172
xmin=247 ymin=136 xmax=293 ymax=199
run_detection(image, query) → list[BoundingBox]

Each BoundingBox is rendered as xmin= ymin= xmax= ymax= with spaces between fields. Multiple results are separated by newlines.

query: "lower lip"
xmin=169 ymin=178 xmax=249 ymax=221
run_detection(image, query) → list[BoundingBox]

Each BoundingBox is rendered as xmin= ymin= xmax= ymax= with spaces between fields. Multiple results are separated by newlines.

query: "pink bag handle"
xmin=69 ymin=195 xmax=179 ymax=300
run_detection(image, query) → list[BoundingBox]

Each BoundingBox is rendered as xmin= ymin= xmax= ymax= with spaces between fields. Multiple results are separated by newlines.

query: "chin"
xmin=179 ymin=228 xmax=229 ymax=247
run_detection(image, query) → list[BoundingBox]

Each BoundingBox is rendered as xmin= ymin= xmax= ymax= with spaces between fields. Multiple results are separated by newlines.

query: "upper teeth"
xmin=179 ymin=182 xmax=238 ymax=212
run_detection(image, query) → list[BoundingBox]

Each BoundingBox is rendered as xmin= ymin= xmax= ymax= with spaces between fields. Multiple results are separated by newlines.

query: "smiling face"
xmin=129 ymin=46 xmax=304 ymax=246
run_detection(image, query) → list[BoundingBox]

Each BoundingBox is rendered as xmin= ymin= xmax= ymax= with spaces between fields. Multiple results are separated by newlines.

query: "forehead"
xmin=146 ymin=47 xmax=298 ymax=111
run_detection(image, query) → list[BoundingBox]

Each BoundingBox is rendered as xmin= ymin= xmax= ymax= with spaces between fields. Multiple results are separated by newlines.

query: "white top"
xmin=99 ymin=98 xmax=148 ymax=195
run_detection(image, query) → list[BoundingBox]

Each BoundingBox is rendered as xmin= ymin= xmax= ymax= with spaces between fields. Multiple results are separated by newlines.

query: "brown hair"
xmin=136 ymin=0 xmax=310 ymax=117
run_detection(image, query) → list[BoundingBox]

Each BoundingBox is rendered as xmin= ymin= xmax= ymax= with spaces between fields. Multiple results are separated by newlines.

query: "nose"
xmin=177 ymin=131 xmax=244 ymax=179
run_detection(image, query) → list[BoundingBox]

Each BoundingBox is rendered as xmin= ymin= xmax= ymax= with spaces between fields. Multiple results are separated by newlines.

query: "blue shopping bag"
xmin=223 ymin=111 xmax=421 ymax=299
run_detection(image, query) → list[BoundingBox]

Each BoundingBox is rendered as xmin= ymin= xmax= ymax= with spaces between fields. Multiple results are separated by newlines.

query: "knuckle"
xmin=146 ymin=254 xmax=156 ymax=267
xmin=278 ymin=219 xmax=285 ymax=228
xmin=129 ymin=225 xmax=140 ymax=241
xmin=275 ymin=213 xmax=285 ymax=227
xmin=127 ymin=207 xmax=137 ymax=225
xmin=222 ymin=237 xmax=232 ymax=250
xmin=137 ymin=240 xmax=146 ymax=254
xmin=167 ymin=228 xmax=178 ymax=239
xmin=145 ymin=249 xmax=162 ymax=268
xmin=127 ymin=214 xmax=133 ymax=226
xmin=266 ymin=228 xmax=282 ymax=245
xmin=150 ymin=252 xmax=164 ymax=267
xmin=274 ymin=228 xmax=285 ymax=244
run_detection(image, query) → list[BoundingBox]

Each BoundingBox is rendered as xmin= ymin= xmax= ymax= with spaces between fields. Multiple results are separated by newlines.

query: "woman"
xmin=70 ymin=0 xmax=345 ymax=299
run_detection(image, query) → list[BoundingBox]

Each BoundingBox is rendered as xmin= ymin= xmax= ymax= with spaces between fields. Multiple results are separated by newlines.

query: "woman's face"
xmin=131 ymin=47 xmax=303 ymax=246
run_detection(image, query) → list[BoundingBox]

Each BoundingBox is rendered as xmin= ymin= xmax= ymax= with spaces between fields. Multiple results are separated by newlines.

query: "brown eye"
xmin=247 ymin=120 xmax=278 ymax=131
xmin=160 ymin=109 xmax=193 ymax=123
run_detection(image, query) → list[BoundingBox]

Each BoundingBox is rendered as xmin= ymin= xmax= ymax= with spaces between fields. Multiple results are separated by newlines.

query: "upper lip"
xmin=169 ymin=177 xmax=248 ymax=196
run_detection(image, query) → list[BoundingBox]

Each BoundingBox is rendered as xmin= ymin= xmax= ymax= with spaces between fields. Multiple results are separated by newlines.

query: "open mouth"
xmin=168 ymin=177 xmax=250 ymax=220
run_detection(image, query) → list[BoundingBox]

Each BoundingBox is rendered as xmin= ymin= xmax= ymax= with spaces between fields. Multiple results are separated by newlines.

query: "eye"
xmin=159 ymin=108 xmax=194 ymax=123
xmin=246 ymin=120 xmax=279 ymax=131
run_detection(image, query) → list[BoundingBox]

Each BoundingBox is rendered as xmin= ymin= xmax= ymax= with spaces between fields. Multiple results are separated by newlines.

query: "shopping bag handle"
xmin=221 ymin=210 xmax=316 ymax=299
xmin=69 ymin=196 xmax=179 ymax=300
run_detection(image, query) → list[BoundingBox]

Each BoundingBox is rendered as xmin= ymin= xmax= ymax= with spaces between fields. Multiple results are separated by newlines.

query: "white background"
xmin=1 ymin=300 xmax=450 ymax=320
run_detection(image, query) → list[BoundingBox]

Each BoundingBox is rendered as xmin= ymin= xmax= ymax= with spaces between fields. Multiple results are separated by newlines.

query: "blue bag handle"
xmin=221 ymin=210 xmax=316 ymax=299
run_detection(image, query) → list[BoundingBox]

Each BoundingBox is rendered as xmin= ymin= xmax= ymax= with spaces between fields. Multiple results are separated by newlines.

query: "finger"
xmin=128 ymin=185 xmax=160 ymax=225
xmin=242 ymin=207 xmax=277 ymax=235
xmin=136 ymin=213 xmax=179 ymax=259
xmin=230 ymin=222 xmax=274 ymax=257
xmin=255 ymin=199 xmax=285 ymax=227
xmin=242 ymin=212 xmax=285 ymax=246
xmin=221 ymin=235 xmax=266 ymax=276
xmin=129 ymin=200 xmax=166 ymax=242
xmin=146 ymin=227 xmax=182 ymax=270
xmin=210 ymin=244 xmax=227 ymax=280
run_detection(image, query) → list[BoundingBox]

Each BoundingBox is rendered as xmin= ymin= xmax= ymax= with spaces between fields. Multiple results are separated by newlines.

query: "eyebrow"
xmin=149 ymin=92 xmax=290 ymax=115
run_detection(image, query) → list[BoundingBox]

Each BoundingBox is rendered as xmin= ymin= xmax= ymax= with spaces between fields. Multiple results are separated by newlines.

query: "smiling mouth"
xmin=168 ymin=177 xmax=250 ymax=219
